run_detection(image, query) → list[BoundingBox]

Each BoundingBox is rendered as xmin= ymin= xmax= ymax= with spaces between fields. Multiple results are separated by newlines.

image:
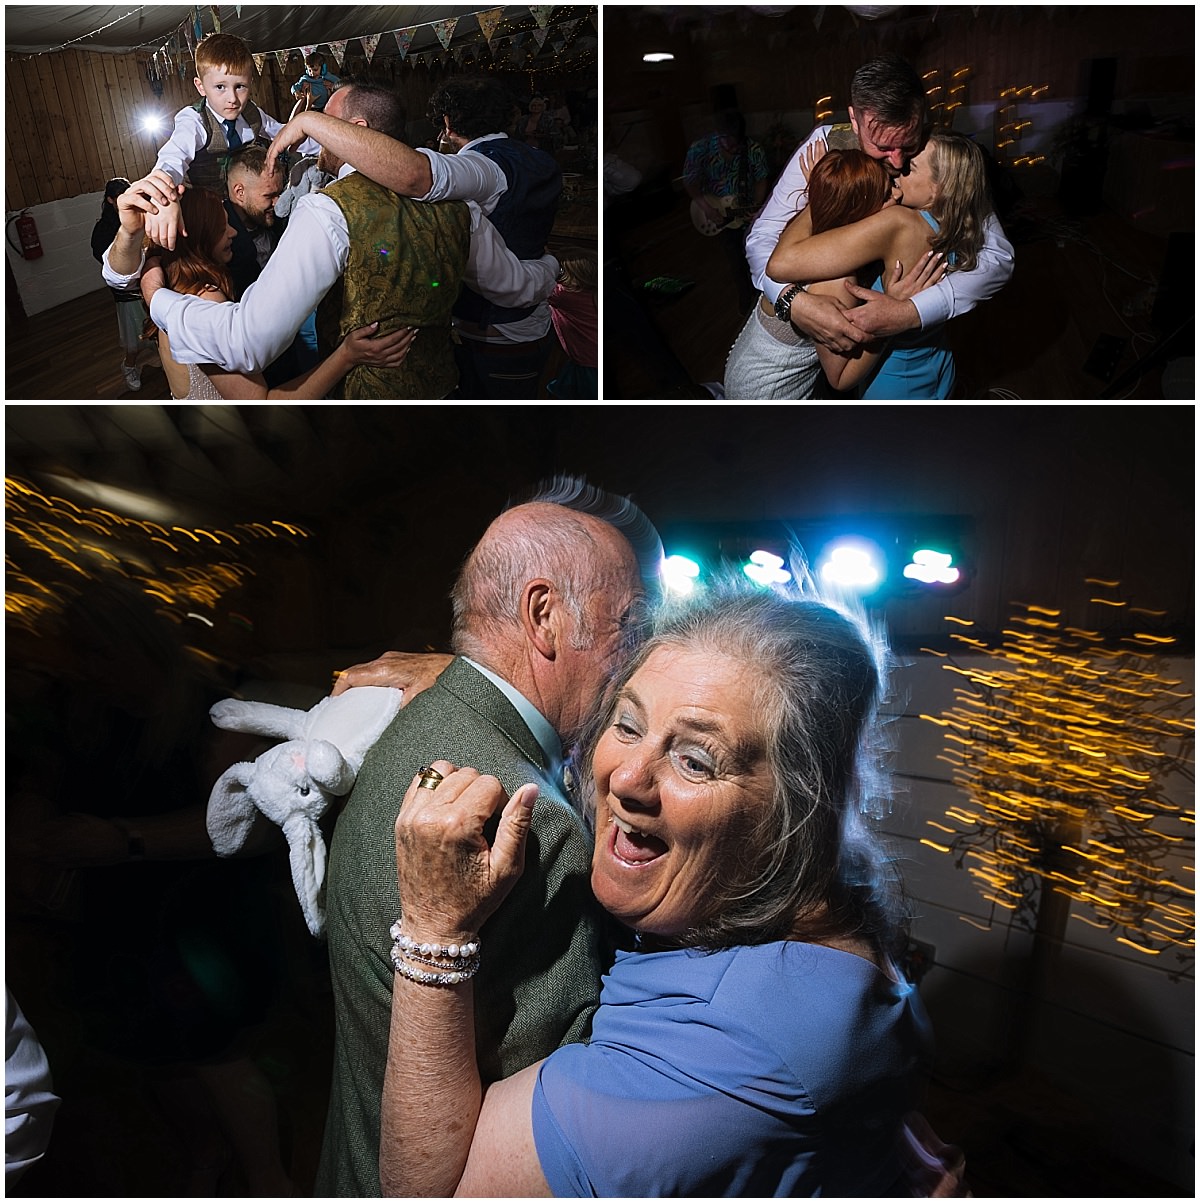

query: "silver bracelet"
xmin=391 ymin=955 xmax=477 ymax=987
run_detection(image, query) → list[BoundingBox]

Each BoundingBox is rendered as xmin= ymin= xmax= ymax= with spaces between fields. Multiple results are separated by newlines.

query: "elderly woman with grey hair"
xmin=378 ymin=579 xmax=962 ymax=1197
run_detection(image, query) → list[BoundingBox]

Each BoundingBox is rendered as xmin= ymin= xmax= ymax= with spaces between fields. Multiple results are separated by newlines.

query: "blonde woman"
xmin=768 ymin=131 xmax=991 ymax=398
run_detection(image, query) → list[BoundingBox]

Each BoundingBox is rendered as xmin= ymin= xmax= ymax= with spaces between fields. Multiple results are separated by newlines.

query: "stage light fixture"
xmin=743 ymin=549 xmax=791 ymax=587
xmin=817 ymin=538 xmax=884 ymax=592
xmin=661 ymin=553 xmax=701 ymax=595
xmin=903 ymin=548 xmax=961 ymax=585
xmin=642 ymin=52 xmax=674 ymax=63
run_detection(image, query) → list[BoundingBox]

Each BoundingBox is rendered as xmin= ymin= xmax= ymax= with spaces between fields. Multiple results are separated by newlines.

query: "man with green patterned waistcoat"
xmin=315 ymin=85 xmax=471 ymax=399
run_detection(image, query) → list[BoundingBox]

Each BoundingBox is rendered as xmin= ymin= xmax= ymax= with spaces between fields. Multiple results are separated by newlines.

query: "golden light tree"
xmin=921 ymin=581 xmax=1195 ymax=982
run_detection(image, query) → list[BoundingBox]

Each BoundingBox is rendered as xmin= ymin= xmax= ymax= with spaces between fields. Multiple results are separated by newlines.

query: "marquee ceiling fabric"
xmin=4 ymin=5 xmax=586 ymax=59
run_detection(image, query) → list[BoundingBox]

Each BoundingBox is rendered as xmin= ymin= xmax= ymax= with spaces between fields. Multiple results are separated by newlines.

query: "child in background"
xmin=152 ymin=33 xmax=319 ymax=227
xmin=91 ymin=178 xmax=147 ymax=393
xmin=546 ymin=249 xmax=598 ymax=400
xmin=290 ymin=52 xmax=341 ymax=116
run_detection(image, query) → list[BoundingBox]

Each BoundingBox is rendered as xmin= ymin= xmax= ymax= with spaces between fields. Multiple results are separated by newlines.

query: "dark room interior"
xmin=5 ymin=402 xmax=1194 ymax=1198
xmin=604 ymin=4 xmax=1194 ymax=400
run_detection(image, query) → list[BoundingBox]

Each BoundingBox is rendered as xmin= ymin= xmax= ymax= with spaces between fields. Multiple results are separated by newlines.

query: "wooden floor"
xmin=605 ymin=177 xmax=1187 ymax=402
xmin=6 ymin=289 xmax=176 ymax=401
xmin=3 ymin=291 xmax=573 ymax=402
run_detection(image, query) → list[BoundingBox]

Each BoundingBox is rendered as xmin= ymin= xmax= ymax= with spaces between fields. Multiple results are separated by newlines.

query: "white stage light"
xmin=661 ymin=553 xmax=701 ymax=595
xmin=818 ymin=539 xmax=883 ymax=591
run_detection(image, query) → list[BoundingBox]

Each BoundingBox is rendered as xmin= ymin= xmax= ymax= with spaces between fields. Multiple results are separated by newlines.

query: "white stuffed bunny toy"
xmin=206 ymin=686 xmax=403 ymax=936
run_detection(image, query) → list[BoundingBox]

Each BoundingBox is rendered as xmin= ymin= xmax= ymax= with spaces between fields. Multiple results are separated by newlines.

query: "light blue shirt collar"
xmin=461 ymin=657 xmax=563 ymax=775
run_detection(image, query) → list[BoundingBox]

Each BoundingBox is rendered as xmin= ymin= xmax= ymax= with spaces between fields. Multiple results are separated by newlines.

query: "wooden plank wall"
xmin=4 ymin=47 xmax=310 ymax=210
xmin=7 ymin=49 xmax=191 ymax=209
xmin=6 ymin=45 xmax=593 ymax=211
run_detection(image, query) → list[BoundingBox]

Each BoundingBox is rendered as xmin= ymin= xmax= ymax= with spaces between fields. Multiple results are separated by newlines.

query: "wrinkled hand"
xmin=787 ymin=288 xmax=869 ymax=353
xmin=331 ymin=650 xmax=453 ymax=699
xmin=799 ymin=136 xmax=828 ymax=180
xmin=342 ymin=322 xmax=417 ymax=369
xmin=882 ymin=250 xmax=946 ymax=302
xmin=394 ymin=762 xmax=537 ymax=941
xmin=266 ymin=113 xmax=313 ymax=177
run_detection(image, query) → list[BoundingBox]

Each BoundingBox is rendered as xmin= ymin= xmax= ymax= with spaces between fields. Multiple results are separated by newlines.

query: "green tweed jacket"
xmin=314 ymin=657 xmax=609 ymax=1197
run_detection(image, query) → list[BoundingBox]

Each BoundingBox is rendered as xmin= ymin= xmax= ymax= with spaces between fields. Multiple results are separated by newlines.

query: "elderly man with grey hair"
xmin=315 ymin=476 xmax=661 ymax=1197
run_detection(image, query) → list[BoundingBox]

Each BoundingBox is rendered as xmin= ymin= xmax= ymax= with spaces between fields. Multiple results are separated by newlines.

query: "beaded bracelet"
xmin=389 ymin=921 xmax=481 ymax=987
xmin=389 ymin=922 xmax=480 ymax=961
xmin=391 ymin=954 xmax=478 ymax=987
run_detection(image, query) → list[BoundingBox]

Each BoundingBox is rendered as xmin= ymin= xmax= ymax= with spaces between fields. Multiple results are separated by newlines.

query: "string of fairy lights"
xmin=5 ymin=475 xmax=309 ymax=639
xmin=920 ymin=583 xmax=1195 ymax=978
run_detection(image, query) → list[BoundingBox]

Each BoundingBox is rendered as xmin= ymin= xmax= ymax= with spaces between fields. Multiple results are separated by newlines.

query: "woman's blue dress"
xmin=861 ymin=209 xmax=955 ymax=399
xmin=530 ymin=941 xmax=931 ymax=1196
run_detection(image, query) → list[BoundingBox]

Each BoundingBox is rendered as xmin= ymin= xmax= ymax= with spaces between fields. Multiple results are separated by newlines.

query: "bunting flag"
xmin=274 ymin=48 xmax=289 ymax=72
xmin=431 ymin=17 xmax=458 ymax=50
xmin=394 ymin=28 xmax=415 ymax=60
xmin=360 ymin=31 xmax=381 ymax=63
xmin=533 ymin=26 xmax=549 ymax=49
xmin=530 ymin=6 xmax=555 ymax=28
xmin=477 ymin=6 xmax=504 ymax=44
xmin=302 ymin=44 xmax=317 ymax=57
xmin=560 ymin=18 xmax=580 ymax=42
xmin=328 ymin=39 xmax=348 ymax=67
xmin=252 ymin=52 xmax=266 ymax=76
xmin=235 ymin=5 xmax=241 ymax=15
xmin=211 ymin=6 xmax=222 ymax=34
xmin=193 ymin=7 xmax=204 ymax=42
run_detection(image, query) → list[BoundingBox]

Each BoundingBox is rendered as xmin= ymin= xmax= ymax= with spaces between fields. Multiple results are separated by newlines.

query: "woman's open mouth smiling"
xmin=609 ymin=813 xmax=668 ymax=864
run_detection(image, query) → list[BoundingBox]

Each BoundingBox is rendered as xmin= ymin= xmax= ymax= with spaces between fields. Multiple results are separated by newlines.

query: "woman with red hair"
xmin=104 ymin=177 xmax=412 ymax=399
xmin=724 ymin=147 xmax=922 ymax=399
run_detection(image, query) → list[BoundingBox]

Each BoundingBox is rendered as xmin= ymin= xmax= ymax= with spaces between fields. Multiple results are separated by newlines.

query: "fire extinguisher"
xmin=6 ymin=210 xmax=44 ymax=260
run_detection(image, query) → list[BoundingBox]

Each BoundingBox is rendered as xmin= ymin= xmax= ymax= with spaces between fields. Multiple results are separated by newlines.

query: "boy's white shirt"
xmin=154 ymin=101 xmax=319 ymax=186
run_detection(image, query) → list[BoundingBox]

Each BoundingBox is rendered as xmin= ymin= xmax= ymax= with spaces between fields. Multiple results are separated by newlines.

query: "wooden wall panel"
xmin=5 ymin=48 xmax=200 ymax=208
xmin=606 ymin=5 xmax=1192 ymax=168
xmin=5 ymin=71 xmax=35 ymax=211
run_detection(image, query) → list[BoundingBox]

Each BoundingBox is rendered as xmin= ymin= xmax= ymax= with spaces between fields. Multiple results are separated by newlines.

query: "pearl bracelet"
xmin=389 ymin=921 xmax=481 ymax=987
xmin=389 ymin=921 xmax=480 ymax=961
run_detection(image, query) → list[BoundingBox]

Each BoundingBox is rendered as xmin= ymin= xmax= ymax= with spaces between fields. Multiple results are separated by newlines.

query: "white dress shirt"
xmin=744 ymin=125 xmax=1015 ymax=329
xmin=136 ymin=164 xmax=558 ymax=373
xmin=417 ymin=133 xmax=510 ymax=214
xmin=155 ymin=103 xmax=320 ymax=186
xmin=417 ymin=133 xmax=552 ymax=344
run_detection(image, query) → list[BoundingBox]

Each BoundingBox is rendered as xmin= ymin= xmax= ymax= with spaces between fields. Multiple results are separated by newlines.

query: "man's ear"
xmin=228 ymin=176 xmax=244 ymax=204
xmin=520 ymin=580 xmax=557 ymax=658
